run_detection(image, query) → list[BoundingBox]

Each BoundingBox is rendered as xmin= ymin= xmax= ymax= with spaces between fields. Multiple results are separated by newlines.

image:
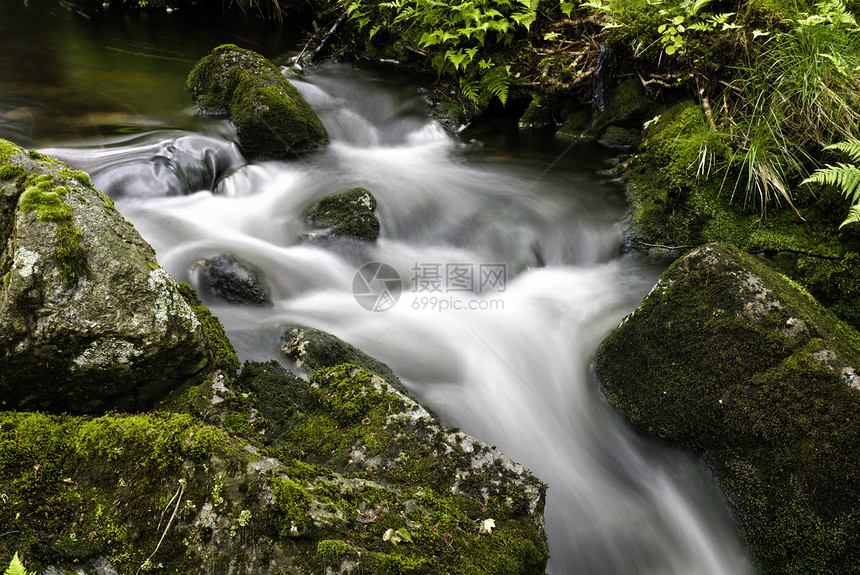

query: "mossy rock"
xmin=518 ymin=101 xmax=554 ymax=129
xmin=2 ymin=357 xmax=548 ymax=574
xmin=186 ymin=44 xmax=328 ymax=160
xmin=281 ymin=325 xmax=401 ymax=384
xmin=555 ymin=108 xmax=594 ymax=142
xmin=595 ymin=243 xmax=860 ymax=574
xmin=556 ymin=79 xmax=654 ymax=143
xmin=597 ymin=125 xmax=640 ymax=150
xmin=0 ymin=141 xmax=214 ymax=413
xmin=305 ymin=187 xmax=380 ymax=242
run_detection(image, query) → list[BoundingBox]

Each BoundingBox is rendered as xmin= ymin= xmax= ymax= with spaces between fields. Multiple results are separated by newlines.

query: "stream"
xmin=2 ymin=1 xmax=753 ymax=573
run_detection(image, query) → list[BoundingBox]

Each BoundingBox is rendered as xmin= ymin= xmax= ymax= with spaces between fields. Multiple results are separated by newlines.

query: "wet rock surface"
xmin=304 ymin=187 xmax=381 ymax=242
xmin=193 ymin=254 xmax=272 ymax=307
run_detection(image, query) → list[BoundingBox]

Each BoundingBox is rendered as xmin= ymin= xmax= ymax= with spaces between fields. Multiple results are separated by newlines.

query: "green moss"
xmin=17 ymin=176 xmax=89 ymax=284
xmin=176 ymin=282 xmax=240 ymax=374
xmin=0 ymin=139 xmax=22 ymax=162
xmin=316 ymin=539 xmax=360 ymax=566
xmin=0 ymin=411 xmax=243 ymax=572
xmin=269 ymin=476 xmax=313 ymax=533
xmin=0 ymin=165 xmax=24 ymax=181
xmin=312 ymin=365 xmax=390 ymax=424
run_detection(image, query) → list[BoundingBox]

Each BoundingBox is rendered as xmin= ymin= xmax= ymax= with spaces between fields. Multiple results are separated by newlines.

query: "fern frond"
xmin=824 ymin=139 xmax=860 ymax=163
xmin=459 ymin=78 xmax=480 ymax=104
xmin=803 ymin=162 xmax=860 ymax=203
xmin=840 ymin=203 xmax=860 ymax=228
xmin=5 ymin=553 xmax=34 ymax=575
xmin=484 ymin=73 xmax=509 ymax=105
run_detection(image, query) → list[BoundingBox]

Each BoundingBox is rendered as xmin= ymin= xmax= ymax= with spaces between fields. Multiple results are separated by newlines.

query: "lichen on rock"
xmin=595 ymin=242 xmax=860 ymax=573
xmin=186 ymin=44 xmax=328 ymax=160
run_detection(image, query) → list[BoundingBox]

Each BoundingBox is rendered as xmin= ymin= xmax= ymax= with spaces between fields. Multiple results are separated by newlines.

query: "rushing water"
xmin=3 ymin=2 xmax=752 ymax=572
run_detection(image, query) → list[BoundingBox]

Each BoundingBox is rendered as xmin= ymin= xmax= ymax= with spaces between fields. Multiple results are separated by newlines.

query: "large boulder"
xmin=1 ymin=356 xmax=548 ymax=574
xmin=186 ymin=44 xmax=329 ymax=160
xmin=595 ymin=243 xmax=860 ymax=573
xmin=0 ymin=140 xmax=215 ymax=413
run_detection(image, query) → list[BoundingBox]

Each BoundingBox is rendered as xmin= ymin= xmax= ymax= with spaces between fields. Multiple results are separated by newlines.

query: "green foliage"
xmin=655 ymin=0 xmax=740 ymax=55
xmin=802 ymin=140 xmax=860 ymax=228
xmin=341 ymin=0 xmax=537 ymax=105
xmin=722 ymin=0 xmax=860 ymax=216
xmin=4 ymin=554 xmax=35 ymax=575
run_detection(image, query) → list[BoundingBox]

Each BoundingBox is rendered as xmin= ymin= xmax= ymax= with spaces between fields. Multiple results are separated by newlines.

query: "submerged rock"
xmin=595 ymin=243 xmax=860 ymax=573
xmin=186 ymin=44 xmax=328 ymax=160
xmin=305 ymin=187 xmax=381 ymax=242
xmin=193 ymin=253 xmax=272 ymax=307
xmin=0 ymin=140 xmax=213 ymax=413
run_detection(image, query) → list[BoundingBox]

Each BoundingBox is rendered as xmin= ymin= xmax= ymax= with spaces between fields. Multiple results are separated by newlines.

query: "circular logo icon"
xmin=353 ymin=262 xmax=402 ymax=312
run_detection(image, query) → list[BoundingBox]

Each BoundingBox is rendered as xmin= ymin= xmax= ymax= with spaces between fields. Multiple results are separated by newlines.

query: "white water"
xmin=45 ymin=63 xmax=751 ymax=574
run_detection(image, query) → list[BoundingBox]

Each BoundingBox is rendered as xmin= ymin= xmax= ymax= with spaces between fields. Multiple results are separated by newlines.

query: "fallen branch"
xmin=638 ymin=241 xmax=842 ymax=261
xmin=637 ymin=241 xmax=697 ymax=251
xmin=746 ymin=247 xmax=841 ymax=260
xmin=298 ymin=11 xmax=349 ymax=65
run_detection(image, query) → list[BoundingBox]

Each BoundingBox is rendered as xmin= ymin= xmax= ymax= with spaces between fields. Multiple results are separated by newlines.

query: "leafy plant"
xmin=4 ymin=553 xmax=35 ymax=575
xmin=341 ymin=0 xmax=540 ymax=105
xmin=720 ymin=0 xmax=860 ymax=217
xmin=656 ymin=0 xmax=739 ymax=55
xmin=382 ymin=526 xmax=414 ymax=544
xmin=802 ymin=140 xmax=860 ymax=228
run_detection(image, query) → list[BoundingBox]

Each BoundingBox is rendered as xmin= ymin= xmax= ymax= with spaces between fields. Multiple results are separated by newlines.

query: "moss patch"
xmin=177 ymin=281 xmax=241 ymax=374
xmin=0 ymin=411 xmax=244 ymax=573
xmin=17 ymin=175 xmax=89 ymax=284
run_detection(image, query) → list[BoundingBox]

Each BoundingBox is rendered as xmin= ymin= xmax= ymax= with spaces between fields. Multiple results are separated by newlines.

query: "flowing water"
xmin=2 ymin=2 xmax=752 ymax=572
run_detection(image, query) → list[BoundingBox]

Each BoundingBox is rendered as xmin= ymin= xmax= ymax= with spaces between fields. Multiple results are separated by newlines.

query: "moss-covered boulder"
xmin=186 ymin=44 xmax=328 ymax=160
xmin=281 ymin=324 xmax=403 ymax=387
xmin=305 ymin=187 xmax=381 ymax=242
xmin=595 ymin=242 xmax=860 ymax=573
xmin=0 ymin=140 xmax=215 ymax=413
xmin=2 ymin=357 xmax=548 ymax=574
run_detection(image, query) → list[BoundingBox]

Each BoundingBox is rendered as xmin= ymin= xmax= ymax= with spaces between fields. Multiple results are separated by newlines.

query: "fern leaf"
xmin=484 ymin=72 xmax=510 ymax=105
xmin=5 ymin=553 xmax=33 ymax=575
xmin=824 ymin=139 xmax=860 ymax=164
xmin=459 ymin=79 xmax=481 ymax=104
xmin=803 ymin=162 xmax=860 ymax=203
xmin=840 ymin=203 xmax=860 ymax=228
